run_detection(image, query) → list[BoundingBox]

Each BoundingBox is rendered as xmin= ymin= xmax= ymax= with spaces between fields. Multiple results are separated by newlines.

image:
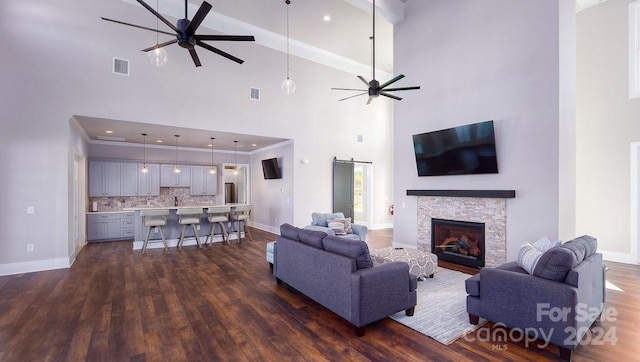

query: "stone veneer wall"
xmin=89 ymin=187 xmax=217 ymax=212
xmin=417 ymin=196 xmax=507 ymax=268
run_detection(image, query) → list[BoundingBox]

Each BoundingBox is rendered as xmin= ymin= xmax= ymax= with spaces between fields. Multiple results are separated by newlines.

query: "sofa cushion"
xmin=298 ymin=229 xmax=326 ymax=248
xmin=533 ymin=246 xmax=578 ymax=282
xmin=322 ymin=236 xmax=373 ymax=269
xmin=280 ymin=223 xmax=300 ymax=241
xmin=517 ymin=243 xmax=544 ymax=274
xmin=562 ymin=235 xmax=597 ymax=263
xmin=312 ymin=212 xmax=345 ymax=227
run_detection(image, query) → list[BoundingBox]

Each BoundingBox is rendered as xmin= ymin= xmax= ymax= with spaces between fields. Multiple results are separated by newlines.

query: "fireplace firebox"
xmin=431 ymin=218 xmax=485 ymax=269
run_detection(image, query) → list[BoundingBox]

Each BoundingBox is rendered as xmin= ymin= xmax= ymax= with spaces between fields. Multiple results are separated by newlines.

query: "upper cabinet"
xmin=89 ymin=161 xmax=121 ymax=197
xmin=160 ymin=164 xmax=191 ymax=187
xmin=121 ymin=163 xmax=160 ymax=196
xmin=190 ymin=165 xmax=218 ymax=195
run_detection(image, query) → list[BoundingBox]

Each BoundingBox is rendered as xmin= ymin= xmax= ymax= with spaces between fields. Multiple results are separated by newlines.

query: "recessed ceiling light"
xmin=156 ymin=140 xmax=163 ymax=143
xmin=105 ymin=130 xmax=113 ymax=134
xmin=251 ymin=143 xmax=257 ymax=147
xmin=323 ymin=15 xmax=331 ymax=22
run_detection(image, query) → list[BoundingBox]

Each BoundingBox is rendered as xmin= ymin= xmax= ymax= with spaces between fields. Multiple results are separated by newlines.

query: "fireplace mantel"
xmin=406 ymin=190 xmax=516 ymax=198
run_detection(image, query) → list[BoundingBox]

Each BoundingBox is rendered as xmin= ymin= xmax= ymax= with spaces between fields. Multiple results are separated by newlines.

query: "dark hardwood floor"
xmin=0 ymin=228 xmax=638 ymax=361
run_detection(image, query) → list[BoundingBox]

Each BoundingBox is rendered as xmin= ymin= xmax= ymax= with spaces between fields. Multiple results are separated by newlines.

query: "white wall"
xmin=392 ymin=0 xmax=575 ymax=261
xmin=576 ymin=0 xmax=640 ymax=263
xmin=0 ymin=0 xmax=393 ymax=274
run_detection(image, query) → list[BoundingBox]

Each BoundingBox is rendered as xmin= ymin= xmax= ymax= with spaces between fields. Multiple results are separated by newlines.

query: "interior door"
xmin=333 ymin=160 xmax=354 ymax=219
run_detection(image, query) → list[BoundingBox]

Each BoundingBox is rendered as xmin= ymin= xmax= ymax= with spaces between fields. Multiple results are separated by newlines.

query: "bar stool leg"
xmin=178 ymin=225 xmax=187 ymax=250
xmin=204 ymin=223 xmax=215 ymax=247
xmin=244 ymin=221 xmax=253 ymax=241
xmin=219 ymin=222 xmax=228 ymax=244
xmin=142 ymin=227 xmax=153 ymax=254
xmin=191 ymin=224 xmax=202 ymax=248
xmin=159 ymin=227 xmax=168 ymax=252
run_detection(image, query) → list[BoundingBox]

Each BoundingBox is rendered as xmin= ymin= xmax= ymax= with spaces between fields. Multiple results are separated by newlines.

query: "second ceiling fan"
xmin=332 ymin=0 xmax=420 ymax=104
xmin=101 ymin=0 xmax=255 ymax=67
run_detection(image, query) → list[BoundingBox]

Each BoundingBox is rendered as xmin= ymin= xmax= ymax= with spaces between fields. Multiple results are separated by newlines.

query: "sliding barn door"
xmin=333 ymin=160 xmax=354 ymax=219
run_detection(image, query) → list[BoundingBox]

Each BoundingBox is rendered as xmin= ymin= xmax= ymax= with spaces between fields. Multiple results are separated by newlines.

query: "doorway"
xmin=333 ymin=159 xmax=372 ymax=226
xmin=224 ymin=163 xmax=250 ymax=204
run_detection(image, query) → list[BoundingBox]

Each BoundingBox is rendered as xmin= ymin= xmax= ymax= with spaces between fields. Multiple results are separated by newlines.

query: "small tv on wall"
xmin=261 ymin=158 xmax=282 ymax=179
xmin=412 ymin=120 xmax=498 ymax=176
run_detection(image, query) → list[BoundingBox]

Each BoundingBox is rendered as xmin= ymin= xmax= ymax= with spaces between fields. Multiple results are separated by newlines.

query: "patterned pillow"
xmin=328 ymin=221 xmax=347 ymax=235
xmin=532 ymin=236 xmax=562 ymax=252
xmin=517 ymin=243 xmax=543 ymax=274
xmin=327 ymin=217 xmax=352 ymax=234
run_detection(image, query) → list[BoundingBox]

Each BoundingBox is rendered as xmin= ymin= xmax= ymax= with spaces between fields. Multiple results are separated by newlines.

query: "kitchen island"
xmin=123 ymin=205 xmax=248 ymax=250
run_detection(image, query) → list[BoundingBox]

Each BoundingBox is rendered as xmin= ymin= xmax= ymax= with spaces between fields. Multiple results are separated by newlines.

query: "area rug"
xmin=390 ymin=268 xmax=487 ymax=345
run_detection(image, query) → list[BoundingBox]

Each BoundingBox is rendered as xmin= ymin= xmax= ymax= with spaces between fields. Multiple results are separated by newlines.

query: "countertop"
xmin=86 ymin=210 xmax=135 ymax=215
xmin=87 ymin=204 xmax=246 ymax=214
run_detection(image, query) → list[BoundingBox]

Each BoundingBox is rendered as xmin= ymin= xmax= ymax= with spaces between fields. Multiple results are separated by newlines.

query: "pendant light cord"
xmin=372 ymin=0 xmax=376 ymax=81
xmin=285 ymin=0 xmax=291 ymax=79
xmin=156 ymin=0 xmax=160 ymax=47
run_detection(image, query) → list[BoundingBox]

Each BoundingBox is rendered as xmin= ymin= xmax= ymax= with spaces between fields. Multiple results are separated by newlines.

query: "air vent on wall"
xmin=250 ymin=87 xmax=260 ymax=101
xmin=113 ymin=57 xmax=130 ymax=76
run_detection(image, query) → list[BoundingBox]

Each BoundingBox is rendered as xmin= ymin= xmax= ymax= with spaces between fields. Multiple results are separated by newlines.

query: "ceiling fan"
xmin=332 ymin=0 xmax=420 ymax=104
xmin=101 ymin=0 xmax=255 ymax=67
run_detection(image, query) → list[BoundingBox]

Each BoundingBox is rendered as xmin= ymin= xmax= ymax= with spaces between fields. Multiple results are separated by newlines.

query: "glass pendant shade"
xmin=141 ymin=164 xmax=149 ymax=173
xmin=281 ymin=77 xmax=296 ymax=95
xmin=148 ymin=47 xmax=168 ymax=67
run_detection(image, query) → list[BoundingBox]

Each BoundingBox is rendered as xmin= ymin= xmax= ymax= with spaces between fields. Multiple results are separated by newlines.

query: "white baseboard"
xmin=250 ymin=222 xmax=280 ymax=235
xmin=600 ymin=250 xmax=639 ymax=265
xmin=369 ymin=223 xmax=393 ymax=230
xmin=0 ymin=257 xmax=72 ymax=276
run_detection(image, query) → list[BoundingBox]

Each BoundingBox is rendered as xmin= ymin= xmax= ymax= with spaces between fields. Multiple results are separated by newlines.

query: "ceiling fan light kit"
xmin=331 ymin=0 xmax=420 ymax=104
xmin=102 ymin=0 xmax=255 ymax=68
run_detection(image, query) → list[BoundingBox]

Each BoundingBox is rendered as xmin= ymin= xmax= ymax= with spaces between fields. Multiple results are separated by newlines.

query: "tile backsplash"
xmin=89 ymin=187 xmax=218 ymax=212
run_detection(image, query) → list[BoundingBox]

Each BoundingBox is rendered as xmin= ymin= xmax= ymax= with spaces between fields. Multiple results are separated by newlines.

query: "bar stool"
xmin=176 ymin=208 xmax=203 ymax=250
xmin=204 ymin=206 xmax=230 ymax=246
xmin=230 ymin=204 xmax=253 ymax=243
xmin=140 ymin=209 xmax=170 ymax=253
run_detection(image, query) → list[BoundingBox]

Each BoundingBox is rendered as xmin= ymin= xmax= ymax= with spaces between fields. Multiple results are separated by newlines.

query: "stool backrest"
xmin=207 ymin=206 xmax=231 ymax=214
xmin=140 ymin=209 xmax=170 ymax=217
xmin=176 ymin=208 xmax=203 ymax=216
xmin=232 ymin=204 xmax=252 ymax=213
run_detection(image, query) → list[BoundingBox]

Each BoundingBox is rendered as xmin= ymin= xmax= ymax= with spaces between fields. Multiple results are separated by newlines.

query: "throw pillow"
xmin=517 ymin=243 xmax=544 ymax=274
xmin=328 ymin=221 xmax=347 ymax=235
xmin=328 ymin=217 xmax=352 ymax=234
xmin=532 ymin=236 xmax=562 ymax=252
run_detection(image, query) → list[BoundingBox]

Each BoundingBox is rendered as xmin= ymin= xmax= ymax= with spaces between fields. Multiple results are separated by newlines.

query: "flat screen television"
xmin=261 ymin=158 xmax=282 ymax=179
xmin=412 ymin=120 xmax=498 ymax=176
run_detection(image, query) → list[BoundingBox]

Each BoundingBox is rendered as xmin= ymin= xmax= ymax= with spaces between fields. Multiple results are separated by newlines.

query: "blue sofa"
xmin=465 ymin=235 xmax=605 ymax=360
xmin=274 ymin=223 xmax=416 ymax=336
xmin=304 ymin=212 xmax=368 ymax=241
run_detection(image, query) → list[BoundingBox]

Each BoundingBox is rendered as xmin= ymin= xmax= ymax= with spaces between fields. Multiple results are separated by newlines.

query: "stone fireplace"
xmin=408 ymin=190 xmax=515 ymax=268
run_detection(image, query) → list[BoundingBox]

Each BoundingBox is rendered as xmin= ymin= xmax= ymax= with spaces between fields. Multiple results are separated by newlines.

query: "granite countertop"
xmin=86 ymin=210 xmax=135 ymax=215
xmin=122 ymin=204 xmax=244 ymax=211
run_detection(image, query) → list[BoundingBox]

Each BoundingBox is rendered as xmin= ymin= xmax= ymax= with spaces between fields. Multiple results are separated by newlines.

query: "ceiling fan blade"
xmin=379 ymin=74 xmax=406 ymax=89
xmin=382 ymin=86 xmax=421 ymax=92
xmin=331 ymin=87 xmax=368 ymax=91
xmin=338 ymin=92 xmax=368 ymax=101
xmin=357 ymin=76 xmax=370 ymax=87
xmin=101 ymin=17 xmax=175 ymax=36
xmin=196 ymin=40 xmax=244 ymax=64
xmin=142 ymin=39 xmax=177 ymax=52
xmin=135 ymin=0 xmax=179 ymax=33
xmin=380 ymin=92 xmax=403 ymax=101
xmin=189 ymin=48 xmax=202 ymax=67
xmin=195 ymin=35 xmax=256 ymax=42
xmin=186 ymin=1 xmax=212 ymax=35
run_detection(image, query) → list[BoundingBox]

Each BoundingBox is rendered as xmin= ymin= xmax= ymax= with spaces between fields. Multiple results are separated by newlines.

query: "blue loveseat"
xmin=274 ymin=223 xmax=416 ymax=336
xmin=465 ymin=235 xmax=605 ymax=360
xmin=304 ymin=212 xmax=368 ymax=241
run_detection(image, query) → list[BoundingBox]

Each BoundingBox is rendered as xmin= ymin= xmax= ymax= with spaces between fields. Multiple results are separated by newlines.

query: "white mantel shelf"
xmin=406 ymin=190 xmax=516 ymax=198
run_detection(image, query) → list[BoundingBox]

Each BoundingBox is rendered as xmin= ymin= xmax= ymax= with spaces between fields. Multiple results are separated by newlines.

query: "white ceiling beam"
xmin=343 ymin=0 xmax=406 ymax=25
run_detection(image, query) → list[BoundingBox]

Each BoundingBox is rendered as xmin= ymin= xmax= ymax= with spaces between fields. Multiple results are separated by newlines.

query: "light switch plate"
xmin=27 ymin=206 xmax=34 ymax=214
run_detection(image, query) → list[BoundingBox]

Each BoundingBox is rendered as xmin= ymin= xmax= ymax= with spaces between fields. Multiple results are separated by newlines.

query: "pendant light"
xmin=148 ymin=0 xmax=168 ymax=66
xmin=141 ymin=133 xmax=149 ymax=173
xmin=173 ymin=135 xmax=181 ymax=173
xmin=233 ymin=140 xmax=239 ymax=175
xmin=281 ymin=0 xmax=295 ymax=95
xmin=209 ymin=137 xmax=217 ymax=174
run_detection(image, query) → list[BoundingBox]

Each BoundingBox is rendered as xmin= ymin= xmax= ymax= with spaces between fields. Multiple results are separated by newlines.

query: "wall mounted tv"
xmin=261 ymin=158 xmax=282 ymax=179
xmin=412 ymin=120 xmax=499 ymax=176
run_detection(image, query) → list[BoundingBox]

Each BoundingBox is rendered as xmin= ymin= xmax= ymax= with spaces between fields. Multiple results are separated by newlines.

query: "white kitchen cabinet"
xmin=89 ymin=161 xmax=121 ymax=197
xmin=161 ymin=164 xmax=191 ymax=187
xmin=138 ymin=163 xmax=160 ymax=196
xmin=190 ymin=165 xmax=218 ymax=195
xmin=87 ymin=213 xmax=122 ymax=241
xmin=120 ymin=163 xmax=139 ymax=196
xmin=88 ymin=212 xmax=135 ymax=241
